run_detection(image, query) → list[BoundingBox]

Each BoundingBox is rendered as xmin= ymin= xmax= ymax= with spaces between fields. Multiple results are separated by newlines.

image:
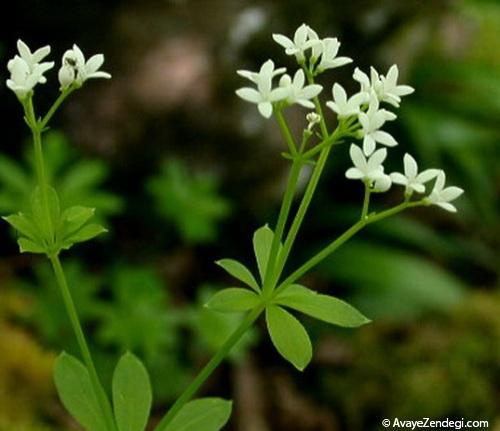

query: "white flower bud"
xmin=58 ymin=65 xmax=75 ymax=90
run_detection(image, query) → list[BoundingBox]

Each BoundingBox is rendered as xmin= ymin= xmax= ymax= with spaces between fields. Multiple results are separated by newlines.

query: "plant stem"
xmin=361 ymin=183 xmax=371 ymax=220
xmin=40 ymin=87 xmax=74 ymax=129
xmin=274 ymin=200 xmax=422 ymax=294
xmin=154 ymin=304 xmax=265 ymax=431
xmin=50 ymin=254 xmax=117 ymax=431
xmin=275 ymin=109 xmax=298 ymax=156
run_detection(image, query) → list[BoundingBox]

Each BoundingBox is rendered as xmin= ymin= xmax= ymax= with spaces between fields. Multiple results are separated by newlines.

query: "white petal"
xmin=326 ymin=101 xmax=340 ymax=114
xmin=296 ymin=99 xmax=316 ymax=108
xmin=394 ymin=84 xmax=414 ymax=96
xmin=293 ymin=69 xmax=305 ymax=88
xmin=272 ymin=34 xmax=294 ymax=50
xmin=416 ymin=168 xmax=440 ymax=183
xmin=300 ymin=84 xmax=322 ymax=99
xmin=441 ymin=186 xmax=464 ymax=201
xmin=410 ymin=183 xmax=426 ymax=194
xmin=332 ymin=83 xmax=346 ymax=104
xmin=349 ymin=144 xmax=365 ymax=168
xmin=17 ymin=39 xmax=31 ymax=60
xmin=87 ymin=71 xmax=111 ymax=80
xmin=390 ymin=172 xmax=408 ymax=185
xmin=85 ymin=54 xmax=104 ymax=74
xmin=368 ymin=147 xmax=387 ymax=168
xmin=436 ymin=202 xmax=457 ymax=212
xmin=403 ymin=153 xmax=418 ymax=178
xmin=386 ymin=65 xmax=398 ymax=85
xmin=258 ymin=102 xmax=273 ymax=118
xmin=236 ymin=87 xmax=262 ymax=103
xmin=363 ymin=135 xmax=376 ymax=156
xmin=269 ymin=87 xmax=289 ymax=101
xmin=346 ymin=167 xmax=364 ymax=179
xmin=373 ymin=130 xmax=398 ymax=147
xmin=32 ymin=45 xmax=51 ymax=63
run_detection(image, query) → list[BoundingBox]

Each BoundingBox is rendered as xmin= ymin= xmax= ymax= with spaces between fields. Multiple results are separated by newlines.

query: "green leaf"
xmin=53 ymin=352 xmax=107 ymax=431
xmin=253 ymin=224 xmax=281 ymax=283
xmin=205 ymin=288 xmax=260 ymax=312
xmin=163 ymin=398 xmax=232 ymax=431
xmin=63 ymin=224 xmax=107 ymax=248
xmin=215 ymin=259 xmax=260 ymax=292
xmin=265 ymin=305 xmax=312 ymax=371
xmin=274 ymin=284 xmax=370 ymax=328
xmin=60 ymin=205 xmax=96 ymax=238
xmin=3 ymin=212 xmax=40 ymax=241
xmin=113 ymin=352 xmax=152 ymax=431
xmin=18 ymin=237 xmax=45 ymax=254
xmin=30 ymin=185 xmax=60 ymax=239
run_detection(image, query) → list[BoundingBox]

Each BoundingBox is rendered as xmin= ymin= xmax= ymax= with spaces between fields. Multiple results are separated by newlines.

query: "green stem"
xmin=262 ymin=159 xmax=302 ymax=297
xmin=154 ymin=304 xmax=265 ymax=431
xmin=50 ymin=254 xmax=117 ymax=431
xmin=40 ymin=88 xmax=74 ymax=129
xmin=275 ymin=109 xmax=298 ymax=156
xmin=274 ymin=200 xmax=422 ymax=294
xmin=361 ymin=183 xmax=371 ymax=220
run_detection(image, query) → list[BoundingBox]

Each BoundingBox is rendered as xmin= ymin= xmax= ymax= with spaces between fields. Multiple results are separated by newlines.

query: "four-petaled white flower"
xmin=279 ymin=69 xmax=322 ymax=108
xmin=378 ymin=65 xmax=414 ymax=107
xmin=6 ymin=40 xmax=54 ymax=99
xmin=346 ymin=144 xmax=389 ymax=185
xmin=358 ymin=94 xmax=397 ymax=155
xmin=236 ymin=59 xmax=288 ymax=118
xmin=426 ymin=171 xmax=464 ymax=213
xmin=390 ymin=153 xmax=439 ymax=195
xmin=326 ymin=83 xmax=367 ymax=118
xmin=315 ymin=38 xmax=352 ymax=72
xmin=272 ymin=23 xmax=320 ymax=63
xmin=58 ymin=44 xmax=111 ymax=90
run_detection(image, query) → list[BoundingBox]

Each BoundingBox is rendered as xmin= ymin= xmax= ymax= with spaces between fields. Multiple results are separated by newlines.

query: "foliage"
xmin=148 ymin=159 xmax=231 ymax=244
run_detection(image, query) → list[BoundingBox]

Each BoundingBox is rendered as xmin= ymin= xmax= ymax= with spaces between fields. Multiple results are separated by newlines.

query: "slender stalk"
xmin=40 ymin=88 xmax=75 ymax=129
xmin=50 ymin=254 xmax=117 ymax=431
xmin=361 ymin=183 xmax=371 ymax=220
xmin=274 ymin=200 xmax=423 ymax=294
xmin=262 ymin=159 xmax=302 ymax=297
xmin=154 ymin=304 xmax=265 ymax=431
xmin=275 ymin=109 xmax=298 ymax=156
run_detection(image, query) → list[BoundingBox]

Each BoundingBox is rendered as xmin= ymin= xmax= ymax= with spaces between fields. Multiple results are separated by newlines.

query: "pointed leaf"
xmin=275 ymin=284 xmax=370 ymax=327
xmin=18 ymin=237 xmax=46 ymax=254
xmin=253 ymin=224 xmax=282 ymax=283
xmin=53 ymin=352 xmax=107 ymax=431
xmin=113 ymin=352 xmax=152 ymax=431
xmin=215 ymin=259 xmax=260 ymax=292
xmin=162 ymin=398 xmax=232 ymax=431
xmin=63 ymin=224 xmax=107 ymax=247
xmin=205 ymin=288 xmax=260 ymax=312
xmin=61 ymin=206 xmax=96 ymax=238
xmin=3 ymin=212 xmax=40 ymax=241
xmin=266 ymin=305 xmax=312 ymax=371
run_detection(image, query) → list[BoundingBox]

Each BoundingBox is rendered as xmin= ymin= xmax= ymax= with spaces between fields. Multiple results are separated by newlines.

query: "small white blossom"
xmin=378 ymin=65 xmax=414 ymax=107
xmin=306 ymin=112 xmax=321 ymax=130
xmin=272 ymin=23 xmax=320 ymax=62
xmin=58 ymin=44 xmax=111 ymax=90
xmin=358 ymin=94 xmax=397 ymax=155
xmin=346 ymin=144 xmax=388 ymax=185
xmin=326 ymin=83 xmax=367 ymax=118
xmin=426 ymin=171 xmax=464 ymax=213
xmin=279 ymin=69 xmax=322 ymax=108
xmin=373 ymin=174 xmax=392 ymax=193
xmin=13 ymin=39 xmax=54 ymax=83
xmin=354 ymin=65 xmax=414 ymax=107
xmin=6 ymin=40 xmax=54 ymax=99
xmin=315 ymin=38 xmax=352 ymax=72
xmin=236 ymin=59 xmax=288 ymax=118
xmin=390 ymin=153 xmax=439 ymax=195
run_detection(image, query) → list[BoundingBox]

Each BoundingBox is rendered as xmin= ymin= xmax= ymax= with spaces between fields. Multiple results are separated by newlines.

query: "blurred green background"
xmin=0 ymin=0 xmax=498 ymax=430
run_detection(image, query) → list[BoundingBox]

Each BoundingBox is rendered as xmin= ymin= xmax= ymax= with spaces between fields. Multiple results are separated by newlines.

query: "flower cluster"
xmin=235 ymin=23 xmax=464 ymax=212
xmin=6 ymin=40 xmax=111 ymax=100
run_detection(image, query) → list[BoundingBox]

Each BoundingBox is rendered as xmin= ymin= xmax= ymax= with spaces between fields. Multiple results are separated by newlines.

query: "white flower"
xmin=346 ymin=144 xmax=388 ymax=185
xmin=272 ymin=23 xmax=320 ymax=62
xmin=13 ymin=39 xmax=54 ymax=83
xmin=6 ymin=56 xmax=50 ymax=99
xmin=326 ymin=83 xmax=367 ymax=118
xmin=58 ymin=44 xmax=111 ymax=90
xmin=236 ymin=60 xmax=288 ymax=118
xmin=426 ymin=171 xmax=464 ymax=213
xmin=358 ymin=94 xmax=397 ymax=155
xmin=279 ymin=69 xmax=322 ymax=108
xmin=315 ymin=38 xmax=352 ymax=72
xmin=6 ymin=40 xmax=54 ymax=99
xmin=378 ymin=65 xmax=414 ymax=107
xmin=390 ymin=153 xmax=439 ymax=195
xmin=354 ymin=65 xmax=414 ymax=107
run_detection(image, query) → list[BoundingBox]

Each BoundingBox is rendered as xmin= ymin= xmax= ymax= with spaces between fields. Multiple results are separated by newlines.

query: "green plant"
xmin=3 ymin=26 xmax=464 ymax=431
